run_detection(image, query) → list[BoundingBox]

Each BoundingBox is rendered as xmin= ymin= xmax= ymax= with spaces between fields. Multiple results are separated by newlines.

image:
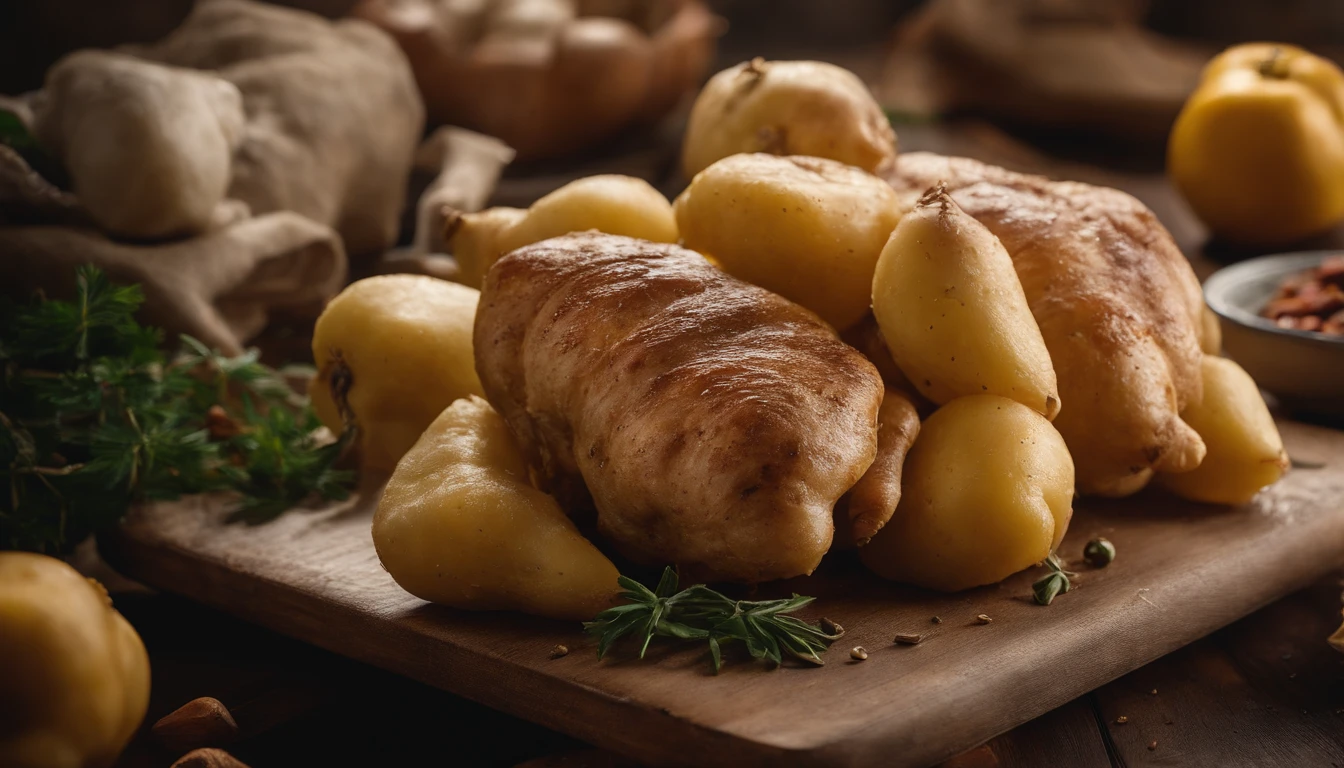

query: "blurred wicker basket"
xmin=353 ymin=0 xmax=723 ymax=160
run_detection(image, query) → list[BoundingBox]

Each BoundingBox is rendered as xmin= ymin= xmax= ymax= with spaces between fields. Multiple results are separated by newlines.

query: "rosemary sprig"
xmin=1032 ymin=553 xmax=1074 ymax=606
xmin=583 ymin=567 xmax=843 ymax=673
xmin=1 ymin=266 xmax=353 ymax=552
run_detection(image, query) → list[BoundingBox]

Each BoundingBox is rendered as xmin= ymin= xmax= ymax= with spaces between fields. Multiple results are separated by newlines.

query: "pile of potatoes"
xmin=308 ymin=58 xmax=1288 ymax=619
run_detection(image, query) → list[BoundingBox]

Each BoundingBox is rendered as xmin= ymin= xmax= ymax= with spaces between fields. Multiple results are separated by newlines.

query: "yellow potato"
xmin=449 ymin=175 xmax=677 ymax=286
xmin=497 ymin=174 xmax=678 ymax=254
xmin=873 ymin=187 xmax=1061 ymax=419
xmin=373 ymin=396 xmax=620 ymax=620
xmin=0 ymin=553 xmax=150 ymax=768
xmin=310 ymin=275 xmax=482 ymax=473
xmin=1157 ymin=355 xmax=1288 ymax=505
xmin=681 ymin=58 xmax=896 ymax=178
xmin=674 ymin=153 xmax=902 ymax=330
xmin=860 ymin=395 xmax=1075 ymax=592
xmin=448 ymin=206 xmax=527 ymax=288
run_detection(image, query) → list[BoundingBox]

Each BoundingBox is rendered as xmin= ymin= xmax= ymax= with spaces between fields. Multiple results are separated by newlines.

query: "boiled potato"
xmin=674 ymin=153 xmax=902 ymax=330
xmin=448 ymin=206 xmax=528 ymax=287
xmin=373 ymin=396 xmax=620 ymax=620
xmin=450 ymin=175 xmax=677 ymax=286
xmin=0 ymin=553 xmax=150 ymax=768
xmin=860 ymin=395 xmax=1075 ymax=592
xmin=498 ymin=174 xmax=678 ymax=253
xmin=682 ymin=58 xmax=896 ymax=178
xmin=1156 ymin=355 xmax=1288 ymax=504
xmin=310 ymin=275 xmax=482 ymax=473
xmin=873 ymin=186 xmax=1060 ymax=419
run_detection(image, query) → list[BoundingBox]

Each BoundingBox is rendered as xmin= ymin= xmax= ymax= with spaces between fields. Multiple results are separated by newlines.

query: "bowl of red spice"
xmin=1204 ymin=252 xmax=1344 ymax=417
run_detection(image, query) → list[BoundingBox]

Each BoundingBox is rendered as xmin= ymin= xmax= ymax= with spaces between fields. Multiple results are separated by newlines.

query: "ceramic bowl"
xmin=1203 ymin=251 xmax=1344 ymax=417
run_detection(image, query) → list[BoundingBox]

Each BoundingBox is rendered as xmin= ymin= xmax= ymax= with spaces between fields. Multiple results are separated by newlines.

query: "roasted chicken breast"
xmin=889 ymin=153 xmax=1207 ymax=496
xmin=474 ymin=233 xmax=884 ymax=582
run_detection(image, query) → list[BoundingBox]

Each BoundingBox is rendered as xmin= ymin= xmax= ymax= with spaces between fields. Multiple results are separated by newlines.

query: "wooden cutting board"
xmin=100 ymin=418 xmax=1344 ymax=768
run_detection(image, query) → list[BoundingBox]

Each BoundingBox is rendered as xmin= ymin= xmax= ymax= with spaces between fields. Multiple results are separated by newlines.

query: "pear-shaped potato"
xmin=674 ymin=153 xmax=903 ymax=330
xmin=681 ymin=58 xmax=896 ymax=178
xmin=447 ymin=206 xmax=528 ymax=288
xmin=1156 ymin=355 xmax=1288 ymax=505
xmin=373 ymin=396 xmax=620 ymax=620
xmin=873 ymin=186 xmax=1061 ymax=419
xmin=860 ymin=395 xmax=1075 ymax=592
xmin=310 ymin=275 xmax=483 ymax=473
xmin=498 ymin=174 xmax=678 ymax=254
xmin=449 ymin=175 xmax=677 ymax=286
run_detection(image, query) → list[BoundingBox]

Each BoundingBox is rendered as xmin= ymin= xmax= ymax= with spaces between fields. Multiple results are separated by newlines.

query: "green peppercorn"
xmin=1084 ymin=538 xmax=1116 ymax=567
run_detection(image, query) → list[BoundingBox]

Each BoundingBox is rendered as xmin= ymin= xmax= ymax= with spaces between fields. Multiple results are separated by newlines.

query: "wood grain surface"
xmin=99 ymin=418 xmax=1344 ymax=768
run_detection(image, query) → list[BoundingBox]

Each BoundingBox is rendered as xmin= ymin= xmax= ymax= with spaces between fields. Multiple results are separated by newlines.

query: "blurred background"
xmin=6 ymin=0 xmax=1344 ymax=166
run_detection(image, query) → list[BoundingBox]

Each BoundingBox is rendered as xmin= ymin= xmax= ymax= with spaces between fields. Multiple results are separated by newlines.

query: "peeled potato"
xmin=450 ymin=175 xmax=677 ymax=285
xmin=1156 ymin=355 xmax=1288 ymax=505
xmin=860 ymin=395 xmax=1075 ymax=592
xmin=448 ymin=206 xmax=528 ymax=287
xmin=499 ymin=174 xmax=678 ymax=253
xmin=310 ymin=275 xmax=482 ymax=473
xmin=373 ymin=396 xmax=620 ymax=620
xmin=873 ymin=186 xmax=1061 ymax=419
xmin=681 ymin=58 xmax=896 ymax=178
xmin=674 ymin=153 xmax=902 ymax=330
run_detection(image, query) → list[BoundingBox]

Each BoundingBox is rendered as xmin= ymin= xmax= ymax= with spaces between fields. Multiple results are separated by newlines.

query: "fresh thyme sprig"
xmin=0 ymin=266 xmax=353 ymax=553
xmin=1032 ymin=553 xmax=1074 ymax=606
xmin=583 ymin=567 xmax=843 ymax=673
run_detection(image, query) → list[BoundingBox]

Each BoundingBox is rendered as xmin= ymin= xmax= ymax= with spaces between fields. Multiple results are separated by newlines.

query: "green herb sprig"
xmin=0 ymin=266 xmax=353 ymax=553
xmin=1032 ymin=553 xmax=1074 ymax=606
xmin=583 ymin=567 xmax=842 ymax=673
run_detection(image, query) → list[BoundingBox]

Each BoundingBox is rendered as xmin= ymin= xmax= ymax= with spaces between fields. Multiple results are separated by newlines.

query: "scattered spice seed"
xmin=893 ymin=633 xmax=923 ymax=645
xmin=821 ymin=617 xmax=845 ymax=636
xmin=976 ymin=614 xmax=993 ymax=625
xmin=1115 ymin=716 xmax=1128 ymax=724
xmin=1150 ymin=689 xmax=1158 ymax=695
xmin=931 ymin=616 xmax=943 ymax=624
xmin=850 ymin=647 xmax=869 ymax=661
xmin=1165 ymin=719 xmax=1174 ymax=725
xmin=1148 ymin=741 xmax=1158 ymax=751
xmin=549 ymin=645 xmax=569 ymax=659
xmin=1290 ymin=672 xmax=1298 ymax=679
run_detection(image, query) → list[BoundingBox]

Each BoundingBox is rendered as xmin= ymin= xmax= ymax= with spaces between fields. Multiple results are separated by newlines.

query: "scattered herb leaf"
xmin=1032 ymin=553 xmax=1074 ymax=606
xmin=583 ymin=567 xmax=841 ymax=673
xmin=1 ymin=266 xmax=353 ymax=553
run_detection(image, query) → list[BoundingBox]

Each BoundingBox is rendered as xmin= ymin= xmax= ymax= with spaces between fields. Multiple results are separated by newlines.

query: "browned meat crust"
xmin=889 ymin=153 xmax=1207 ymax=497
xmin=475 ymin=232 xmax=884 ymax=582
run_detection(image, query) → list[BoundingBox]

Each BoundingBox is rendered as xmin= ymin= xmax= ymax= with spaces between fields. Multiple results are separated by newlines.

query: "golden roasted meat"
xmin=841 ymin=313 xmax=928 ymax=408
xmin=474 ymin=233 xmax=883 ymax=582
xmin=832 ymin=388 xmax=920 ymax=548
xmin=889 ymin=153 xmax=1207 ymax=496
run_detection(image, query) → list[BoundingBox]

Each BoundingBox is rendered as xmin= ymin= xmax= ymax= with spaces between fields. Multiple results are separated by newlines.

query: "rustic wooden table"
xmin=104 ymin=566 xmax=1344 ymax=768
xmin=107 ymin=117 xmax=1344 ymax=768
